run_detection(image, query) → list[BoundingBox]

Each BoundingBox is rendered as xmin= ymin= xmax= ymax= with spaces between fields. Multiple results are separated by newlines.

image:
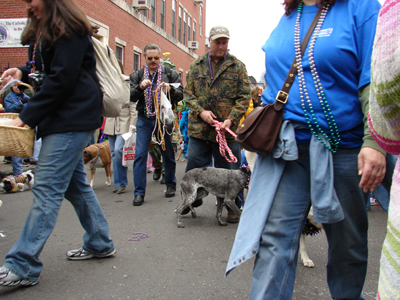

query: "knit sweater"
xmin=368 ymin=0 xmax=400 ymax=298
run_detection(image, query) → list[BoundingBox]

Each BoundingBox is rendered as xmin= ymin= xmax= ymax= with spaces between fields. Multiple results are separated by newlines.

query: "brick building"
xmin=0 ymin=0 xmax=207 ymax=86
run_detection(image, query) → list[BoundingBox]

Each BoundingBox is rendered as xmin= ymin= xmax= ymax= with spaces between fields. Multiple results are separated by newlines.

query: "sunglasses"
xmin=146 ymin=56 xmax=160 ymax=61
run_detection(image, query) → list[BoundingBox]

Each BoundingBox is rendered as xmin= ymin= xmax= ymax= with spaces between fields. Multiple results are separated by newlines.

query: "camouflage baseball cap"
xmin=209 ymin=26 xmax=230 ymax=40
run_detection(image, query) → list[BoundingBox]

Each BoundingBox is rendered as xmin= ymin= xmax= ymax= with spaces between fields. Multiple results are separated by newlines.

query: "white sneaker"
xmin=0 ymin=266 xmax=38 ymax=287
xmin=66 ymin=247 xmax=116 ymax=261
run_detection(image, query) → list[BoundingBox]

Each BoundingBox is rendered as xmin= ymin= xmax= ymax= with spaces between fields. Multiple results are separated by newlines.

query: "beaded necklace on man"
xmin=295 ymin=1 xmax=340 ymax=153
xmin=144 ymin=64 xmax=162 ymax=117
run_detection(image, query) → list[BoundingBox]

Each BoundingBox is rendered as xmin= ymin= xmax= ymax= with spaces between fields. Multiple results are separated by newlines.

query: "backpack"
xmin=81 ymin=37 xmax=129 ymax=118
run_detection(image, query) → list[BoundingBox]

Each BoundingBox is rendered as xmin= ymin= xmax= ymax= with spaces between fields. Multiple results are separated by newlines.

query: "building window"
xmin=178 ymin=6 xmax=182 ymax=43
xmin=151 ymin=0 xmax=156 ymax=23
xmin=199 ymin=6 xmax=203 ymax=36
xmin=160 ymin=0 xmax=165 ymax=30
xmin=134 ymin=52 xmax=140 ymax=72
xmin=172 ymin=0 xmax=176 ymax=38
xmin=188 ymin=16 xmax=191 ymax=42
xmin=193 ymin=21 xmax=196 ymax=42
xmin=183 ymin=12 xmax=187 ymax=46
xmin=116 ymin=45 xmax=124 ymax=63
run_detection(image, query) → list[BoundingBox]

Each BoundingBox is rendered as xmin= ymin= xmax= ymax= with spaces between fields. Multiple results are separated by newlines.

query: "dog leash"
xmin=212 ymin=121 xmax=238 ymax=164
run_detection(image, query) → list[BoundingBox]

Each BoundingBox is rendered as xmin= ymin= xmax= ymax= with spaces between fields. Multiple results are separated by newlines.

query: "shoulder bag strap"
xmin=274 ymin=5 xmax=324 ymax=110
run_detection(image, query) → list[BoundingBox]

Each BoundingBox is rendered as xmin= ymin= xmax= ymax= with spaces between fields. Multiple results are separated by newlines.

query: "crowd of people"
xmin=0 ymin=0 xmax=399 ymax=299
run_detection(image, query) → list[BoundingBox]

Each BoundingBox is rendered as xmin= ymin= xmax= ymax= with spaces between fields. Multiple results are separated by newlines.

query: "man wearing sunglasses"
xmin=183 ymin=26 xmax=251 ymax=223
xmin=130 ymin=44 xmax=183 ymax=206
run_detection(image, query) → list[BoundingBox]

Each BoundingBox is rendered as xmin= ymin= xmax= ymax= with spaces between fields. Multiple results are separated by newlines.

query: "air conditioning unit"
xmin=194 ymin=0 xmax=204 ymax=3
xmin=188 ymin=41 xmax=199 ymax=49
xmin=132 ymin=0 xmax=150 ymax=10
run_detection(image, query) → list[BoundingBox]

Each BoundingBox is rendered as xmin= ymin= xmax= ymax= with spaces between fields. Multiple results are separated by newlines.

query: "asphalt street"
xmin=0 ymin=155 xmax=388 ymax=300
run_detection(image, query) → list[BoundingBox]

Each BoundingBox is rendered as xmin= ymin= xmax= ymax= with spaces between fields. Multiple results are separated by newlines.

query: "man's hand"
xmin=219 ymin=119 xmax=232 ymax=132
xmin=139 ymin=79 xmax=152 ymax=90
xmin=358 ymin=147 xmax=386 ymax=193
xmin=200 ymin=110 xmax=217 ymax=125
xmin=160 ymin=82 xmax=171 ymax=93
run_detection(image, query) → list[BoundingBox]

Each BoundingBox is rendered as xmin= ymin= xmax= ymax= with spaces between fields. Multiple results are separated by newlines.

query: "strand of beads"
xmin=144 ymin=64 xmax=162 ymax=117
xmin=30 ymin=32 xmax=42 ymax=73
xmin=294 ymin=1 xmax=340 ymax=153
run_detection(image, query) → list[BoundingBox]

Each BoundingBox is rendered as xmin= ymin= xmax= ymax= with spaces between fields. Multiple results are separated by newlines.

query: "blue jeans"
xmin=4 ymin=131 xmax=114 ymax=282
xmin=250 ymin=145 xmax=368 ymax=300
xmin=108 ymin=134 xmax=128 ymax=188
xmin=11 ymin=156 xmax=23 ymax=175
xmin=185 ymin=136 xmax=241 ymax=172
xmin=133 ymin=116 xmax=176 ymax=195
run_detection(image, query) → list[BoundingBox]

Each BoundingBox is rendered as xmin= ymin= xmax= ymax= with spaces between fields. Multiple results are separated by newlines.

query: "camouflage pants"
xmin=149 ymin=142 xmax=165 ymax=174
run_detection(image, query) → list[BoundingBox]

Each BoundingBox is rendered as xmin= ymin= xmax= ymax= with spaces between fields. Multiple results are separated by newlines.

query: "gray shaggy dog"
xmin=175 ymin=167 xmax=248 ymax=228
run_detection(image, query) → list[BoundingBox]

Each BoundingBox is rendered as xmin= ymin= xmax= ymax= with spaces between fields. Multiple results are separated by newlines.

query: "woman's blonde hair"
xmin=21 ymin=0 xmax=94 ymax=48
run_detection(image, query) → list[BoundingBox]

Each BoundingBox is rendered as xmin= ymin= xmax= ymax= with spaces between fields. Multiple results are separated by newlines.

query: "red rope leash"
xmin=212 ymin=121 xmax=238 ymax=163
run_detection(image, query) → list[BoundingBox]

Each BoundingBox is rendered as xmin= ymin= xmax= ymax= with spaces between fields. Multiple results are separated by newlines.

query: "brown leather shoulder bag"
xmin=235 ymin=7 xmax=323 ymax=155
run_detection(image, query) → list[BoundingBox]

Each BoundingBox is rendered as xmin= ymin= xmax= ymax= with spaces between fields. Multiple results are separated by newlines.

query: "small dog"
xmin=176 ymin=140 xmax=185 ymax=162
xmin=83 ymin=141 xmax=112 ymax=188
xmin=175 ymin=167 xmax=248 ymax=228
xmin=0 ymin=169 xmax=35 ymax=193
xmin=299 ymin=207 xmax=323 ymax=268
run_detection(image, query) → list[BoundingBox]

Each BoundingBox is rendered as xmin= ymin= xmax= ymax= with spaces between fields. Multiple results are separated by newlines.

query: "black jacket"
xmin=129 ymin=65 xmax=183 ymax=118
xmin=18 ymin=31 xmax=102 ymax=138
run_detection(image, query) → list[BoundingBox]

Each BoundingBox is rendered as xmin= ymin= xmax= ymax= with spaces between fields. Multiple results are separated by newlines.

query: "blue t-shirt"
xmin=261 ymin=0 xmax=380 ymax=148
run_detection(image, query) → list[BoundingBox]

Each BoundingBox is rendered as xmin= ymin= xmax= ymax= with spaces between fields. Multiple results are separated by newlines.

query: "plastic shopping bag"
xmin=122 ymin=125 xmax=136 ymax=167
xmin=160 ymin=90 xmax=174 ymax=125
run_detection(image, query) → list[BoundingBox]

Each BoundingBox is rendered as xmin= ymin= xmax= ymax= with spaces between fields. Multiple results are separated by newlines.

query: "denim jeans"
xmin=108 ymin=134 xmax=128 ymax=188
xmin=4 ymin=131 xmax=114 ymax=282
xmin=250 ymin=144 xmax=368 ymax=300
xmin=11 ymin=156 xmax=23 ymax=175
xmin=133 ymin=116 xmax=176 ymax=195
xmin=185 ymin=136 xmax=241 ymax=172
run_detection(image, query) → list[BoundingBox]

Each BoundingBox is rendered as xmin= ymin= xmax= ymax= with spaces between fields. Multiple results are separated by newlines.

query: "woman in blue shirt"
xmin=226 ymin=0 xmax=386 ymax=299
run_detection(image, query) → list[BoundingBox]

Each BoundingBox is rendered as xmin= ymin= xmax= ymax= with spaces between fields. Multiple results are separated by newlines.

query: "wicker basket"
xmin=0 ymin=113 xmax=35 ymax=158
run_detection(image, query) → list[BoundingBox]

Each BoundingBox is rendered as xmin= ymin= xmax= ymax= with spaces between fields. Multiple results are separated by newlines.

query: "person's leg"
xmin=11 ymin=157 xmax=23 ymax=176
xmin=109 ymin=135 xmax=127 ymax=189
xmin=160 ymin=122 xmax=176 ymax=189
xmin=108 ymin=135 xmax=119 ymax=189
xmin=115 ymin=134 xmax=128 ymax=187
xmin=3 ymin=131 xmax=93 ymax=281
xmin=250 ymin=145 xmax=311 ymax=299
xmin=185 ymin=137 xmax=213 ymax=172
xmin=133 ymin=116 xmax=153 ymax=196
xmin=324 ymin=147 xmax=368 ymax=300
xmin=211 ymin=140 xmax=241 ymax=170
xmin=149 ymin=142 xmax=164 ymax=180
xmin=65 ymin=157 xmax=114 ymax=254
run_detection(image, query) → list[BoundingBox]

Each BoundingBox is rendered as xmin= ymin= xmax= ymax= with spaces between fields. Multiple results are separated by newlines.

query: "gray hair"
xmin=144 ymin=44 xmax=161 ymax=55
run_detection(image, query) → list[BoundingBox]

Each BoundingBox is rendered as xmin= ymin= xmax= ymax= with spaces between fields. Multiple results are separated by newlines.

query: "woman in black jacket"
xmin=0 ymin=0 xmax=115 ymax=287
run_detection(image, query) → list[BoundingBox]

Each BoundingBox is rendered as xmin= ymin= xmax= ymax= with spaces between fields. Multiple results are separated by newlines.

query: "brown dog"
xmin=83 ymin=141 xmax=112 ymax=188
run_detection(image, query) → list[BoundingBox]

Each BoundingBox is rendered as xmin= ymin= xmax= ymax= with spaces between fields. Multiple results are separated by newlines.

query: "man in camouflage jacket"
xmin=183 ymin=26 xmax=250 ymax=222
